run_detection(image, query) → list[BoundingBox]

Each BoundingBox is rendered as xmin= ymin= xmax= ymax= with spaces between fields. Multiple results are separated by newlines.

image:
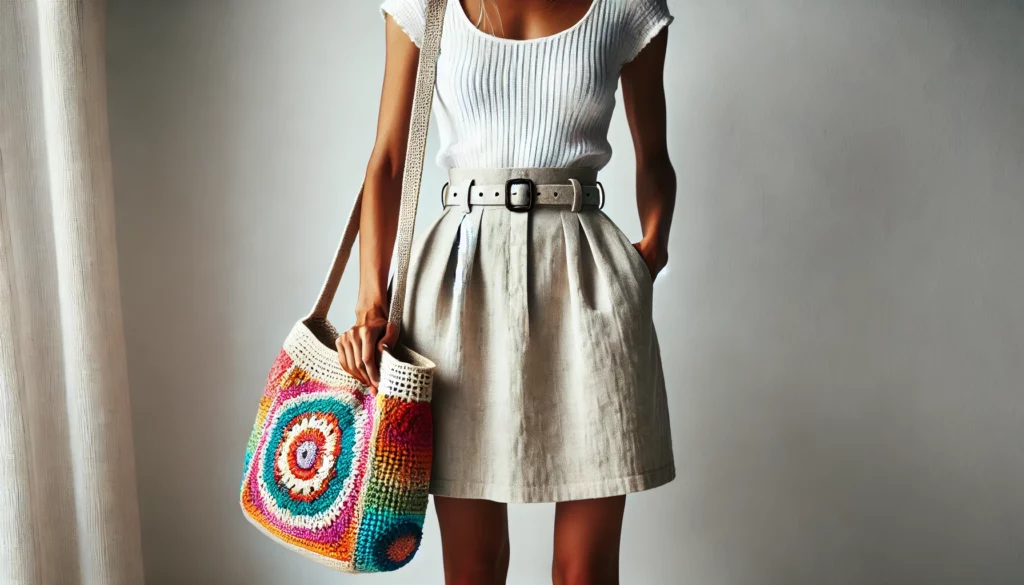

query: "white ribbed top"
xmin=379 ymin=0 xmax=673 ymax=170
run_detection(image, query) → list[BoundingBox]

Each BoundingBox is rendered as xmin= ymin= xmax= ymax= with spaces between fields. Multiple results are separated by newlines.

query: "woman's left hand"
xmin=633 ymin=238 xmax=668 ymax=282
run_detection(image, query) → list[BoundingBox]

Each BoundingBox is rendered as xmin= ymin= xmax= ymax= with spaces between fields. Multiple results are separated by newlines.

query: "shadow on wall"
xmin=646 ymin=1 xmax=1024 ymax=582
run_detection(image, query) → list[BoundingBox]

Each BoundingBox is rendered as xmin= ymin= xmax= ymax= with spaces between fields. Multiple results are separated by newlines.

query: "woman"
xmin=338 ymin=0 xmax=676 ymax=582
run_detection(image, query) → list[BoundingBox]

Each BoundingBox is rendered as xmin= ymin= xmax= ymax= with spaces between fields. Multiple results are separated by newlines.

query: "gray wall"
xmin=106 ymin=1 xmax=1024 ymax=583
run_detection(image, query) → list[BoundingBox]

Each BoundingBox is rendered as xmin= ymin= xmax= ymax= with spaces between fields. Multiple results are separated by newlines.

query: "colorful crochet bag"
xmin=239 ymin=0 xmax=446 ymax=573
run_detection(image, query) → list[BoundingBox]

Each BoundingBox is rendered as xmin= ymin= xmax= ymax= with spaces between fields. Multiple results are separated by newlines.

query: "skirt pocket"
xmin=591 ymin=210 xmax=653 ymax=291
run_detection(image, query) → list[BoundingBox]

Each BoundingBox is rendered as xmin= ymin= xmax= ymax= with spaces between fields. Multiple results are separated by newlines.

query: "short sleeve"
xmin=379 ymin=0 xmax=427 ymax=48
xmin=621 ymin=0 xmax=674 ymax=64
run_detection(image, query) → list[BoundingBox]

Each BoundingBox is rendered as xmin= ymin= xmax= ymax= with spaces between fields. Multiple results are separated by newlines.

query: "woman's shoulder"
xmin=379 ymin=0 xmax=429 ymax=48
xmin=606 ymin=0 xmax=674 ymax=64
xmin=604 ymin=0 xmax=672 ymax=20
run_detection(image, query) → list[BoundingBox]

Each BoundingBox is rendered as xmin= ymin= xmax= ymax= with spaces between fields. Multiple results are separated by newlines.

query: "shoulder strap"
xmin=306 ymin=0 xmax=447 ymax=329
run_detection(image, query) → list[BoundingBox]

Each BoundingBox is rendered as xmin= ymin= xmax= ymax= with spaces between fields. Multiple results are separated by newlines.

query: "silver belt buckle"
xmin=504 ymin=178 xmax=534 ymax=212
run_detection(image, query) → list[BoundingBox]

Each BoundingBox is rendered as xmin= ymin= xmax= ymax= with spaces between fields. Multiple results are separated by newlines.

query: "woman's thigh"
xmin=434 ymin=496 xmax=510 ymax=584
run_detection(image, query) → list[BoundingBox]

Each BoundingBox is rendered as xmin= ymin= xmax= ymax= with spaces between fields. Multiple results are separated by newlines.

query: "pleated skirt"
xmin=401 ymin=187 xmax=675 ymax=503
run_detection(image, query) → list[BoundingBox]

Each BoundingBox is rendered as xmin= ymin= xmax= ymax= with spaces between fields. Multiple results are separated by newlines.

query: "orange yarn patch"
xmin=386 ymin=533 xmax=419 ymax=563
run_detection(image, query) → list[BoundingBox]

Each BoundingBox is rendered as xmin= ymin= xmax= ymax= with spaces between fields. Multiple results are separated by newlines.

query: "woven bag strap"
xmin=306 ymin=0 xmax=447 ymax=327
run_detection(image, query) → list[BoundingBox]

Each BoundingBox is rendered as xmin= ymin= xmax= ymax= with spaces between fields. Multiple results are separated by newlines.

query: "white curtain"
xmin=0 ymin=1 xmax=145 ymax=584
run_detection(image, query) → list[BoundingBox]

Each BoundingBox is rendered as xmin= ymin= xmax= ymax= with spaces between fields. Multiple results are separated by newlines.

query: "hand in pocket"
xmin=632 ymin=240 xmax=667 ymax=282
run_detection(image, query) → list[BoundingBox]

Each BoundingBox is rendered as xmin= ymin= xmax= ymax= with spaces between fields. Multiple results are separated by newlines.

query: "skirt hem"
xmin=427 ymin=461 xmax=676 ymax=504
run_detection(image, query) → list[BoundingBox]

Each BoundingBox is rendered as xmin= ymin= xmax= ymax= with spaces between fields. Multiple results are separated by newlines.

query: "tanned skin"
xmin=337 ymin=2 xmax=675 ymax=583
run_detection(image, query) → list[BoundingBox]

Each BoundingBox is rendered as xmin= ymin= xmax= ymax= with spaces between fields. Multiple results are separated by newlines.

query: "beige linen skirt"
xmin=400 ymin=169 xmax=675 ymax=503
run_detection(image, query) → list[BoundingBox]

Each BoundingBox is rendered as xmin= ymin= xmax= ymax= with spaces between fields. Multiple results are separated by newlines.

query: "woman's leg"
xmin=552 ymin=495 xmax=627 ymax=585
xmin=434 ymin=496 xmax=511 ymax=585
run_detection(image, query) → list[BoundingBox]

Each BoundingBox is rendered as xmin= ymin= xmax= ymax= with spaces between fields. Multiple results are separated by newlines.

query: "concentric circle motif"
xmin=274 ymin=412 xmax=340 ymax=502
xmin=259 ymin=395 xmax=358 ymax=519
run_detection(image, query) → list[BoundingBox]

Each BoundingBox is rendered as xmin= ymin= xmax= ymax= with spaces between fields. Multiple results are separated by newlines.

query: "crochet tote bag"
xmin=239 ymin=0 xmax=446 ymax=573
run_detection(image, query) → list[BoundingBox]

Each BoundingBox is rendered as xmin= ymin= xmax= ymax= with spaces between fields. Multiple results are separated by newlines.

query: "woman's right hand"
xmin=337 ymin=305 xmax=399 ymax=392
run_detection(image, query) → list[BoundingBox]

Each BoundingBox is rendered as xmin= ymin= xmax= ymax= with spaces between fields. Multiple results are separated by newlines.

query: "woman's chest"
xmin=434 ymin=34 xmax=620 ymax=117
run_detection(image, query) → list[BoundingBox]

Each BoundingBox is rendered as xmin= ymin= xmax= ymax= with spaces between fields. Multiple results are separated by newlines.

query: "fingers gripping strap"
xmin=306 ymin=0 xmax=447 ymax=325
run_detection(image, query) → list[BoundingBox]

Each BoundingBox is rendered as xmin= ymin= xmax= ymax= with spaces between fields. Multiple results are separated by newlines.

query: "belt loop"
xmin=569 ymin=178 xmax=583 ymax=213
xmin=457 ymin=178 xmax=474 ymax=214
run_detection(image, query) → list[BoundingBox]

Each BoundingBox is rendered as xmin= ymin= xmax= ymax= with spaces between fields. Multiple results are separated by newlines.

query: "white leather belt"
xmin=442 ymin=167 xmax=604 ymax=212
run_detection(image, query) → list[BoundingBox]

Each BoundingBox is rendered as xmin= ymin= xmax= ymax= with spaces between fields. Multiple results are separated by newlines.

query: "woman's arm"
xmin=337 ymin=14 xmax=419 ymax=388
xmin=620 ymin=28 xmax=676 ymax=280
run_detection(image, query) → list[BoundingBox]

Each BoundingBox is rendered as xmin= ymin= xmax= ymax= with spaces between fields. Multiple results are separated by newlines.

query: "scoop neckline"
xmin=453 ymin=0 xmax=601 ymax=44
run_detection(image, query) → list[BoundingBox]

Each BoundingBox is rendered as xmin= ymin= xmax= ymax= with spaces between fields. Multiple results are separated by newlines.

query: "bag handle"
xmin=305 ymin=0 xmax=447 ymax=329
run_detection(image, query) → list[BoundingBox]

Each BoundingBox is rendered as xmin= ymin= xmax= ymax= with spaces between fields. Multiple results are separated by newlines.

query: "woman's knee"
xmin=552 ymin=548 xmax=618 ymax=585
xmin=442 ymin=534 xmax=508 ymax=584
xmin=551 ymin=496 xmax=626 ymax=585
